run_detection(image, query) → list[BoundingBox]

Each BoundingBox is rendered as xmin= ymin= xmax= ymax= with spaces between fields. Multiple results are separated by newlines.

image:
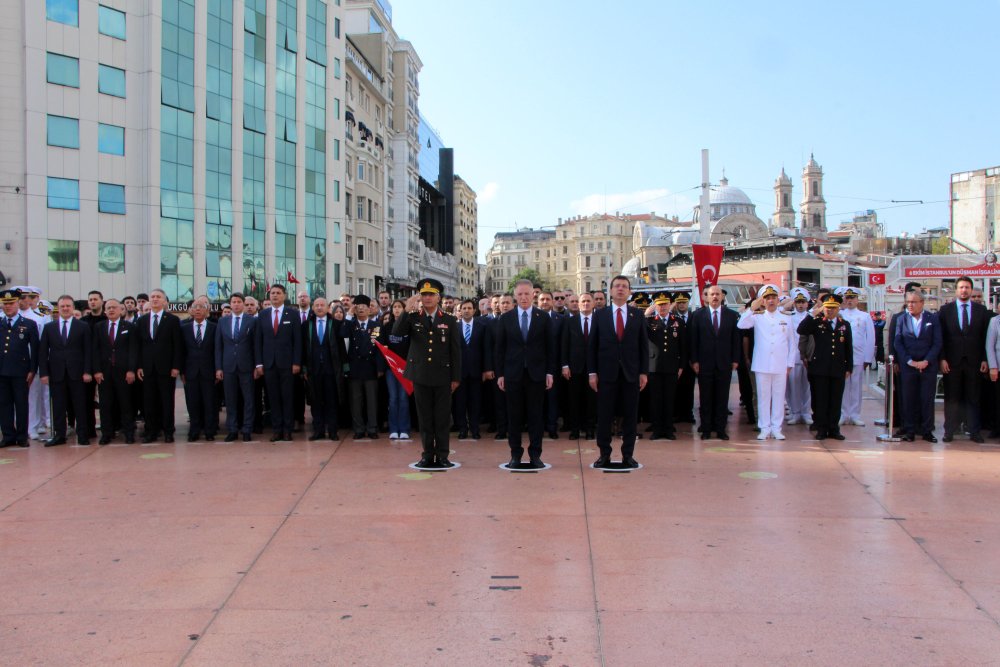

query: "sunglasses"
xmin=554 ymin=296 xmax=565 ymax=300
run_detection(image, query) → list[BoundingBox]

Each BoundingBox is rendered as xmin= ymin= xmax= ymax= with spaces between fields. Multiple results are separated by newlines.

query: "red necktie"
xmin=273 ymin=311 xmax=279 ymax=334
xmin=616 ymin=308 xmax=624 ymax=341
xmin=109 ymin=321 xmax=115 ymax=345
xmin=583 ymin=316 xmax=589 ymax=341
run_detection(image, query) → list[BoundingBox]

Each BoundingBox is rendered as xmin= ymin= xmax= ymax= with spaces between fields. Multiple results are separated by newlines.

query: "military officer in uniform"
xmin=738 ymin=285 xmax=797 ymax=440
xmin=0 ymin=289 xmax=39 ymax=447
xmin=797 ymin=294 xmax=853 ymax=441
xmin=645 ymin=291 xmax=686 ymax=440
xmin=837 ymin=286 xmax=875 ymax=426
xmin=394 ymin=279 xmax=461 ymax=468
xmin=17 ymin=286 xmax=50 ymax=440
xmin=672 ymin=292 xmax=696 ymax=423
xmin=785 ymin=287 xmax=813 ymax=425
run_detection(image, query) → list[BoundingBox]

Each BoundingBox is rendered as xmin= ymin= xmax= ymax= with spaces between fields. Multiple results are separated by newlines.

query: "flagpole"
xmin=692 ymin=149 xmax=711 ymax=308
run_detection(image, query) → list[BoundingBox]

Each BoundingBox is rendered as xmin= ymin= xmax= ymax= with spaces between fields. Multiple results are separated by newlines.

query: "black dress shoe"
xmin=78 ymin=439 xmax=90 ymax=446
xmin=664 ymin=433 xmax=676 ymax=440
xmin=329 ymin=433 xmax=340 ymax=441
xmin=718 ymin=432 xmax=729 ymax=441
xmin=971 ymin=433 xmax=985 ymax=443
xmin=45 ymin=437 xmax=66 ymax=447
xmin=547 ymin=431 xmax=558 ymax=440
xmin=225 ymin=433 xmax=239 ymax=442
xmin=0 ymin=442 xmax=10 ymax=449
xmin=437 ymin=458 xmax=455 ymax=468
xmin=187 ymin=434 xmax=200 ymax=443
xmin=124 ymin=436 xmax=134 ymax=444
xmin=270 ymin=433 xmax=283 ymax=442
xmin=593 ymin=456 xmax=611 ymax=468
xmin=829 ymin=432 xmax=846 ymax=441
xmin=901 ymin=434 xmax=915 ymax=442
xmin=923 ymin=433 xmax=938 ymax=443
xmin=942 ymin=433 xmax=954 ymax=443
xmin=527 ymin=459 xmax=545 ymax=469
xmin=472 ymin=433 xmax=481 ymax=440
xmin=354 ymin=432 xmax=365 ymax=440
xmin=99 ymin=435 xmax=113 ymax=445
xmin=242 ymin=433 xmax=252 ymax=442
xmin=507 ymin=457 xmax=523 ymax=469
xmin=366 ymin=431 xmax=378 ymax=440
xmin=496 ymin=431 xmax=507 ymax=440
xmin=308 ymin=433 xmax=325 ymax=441
xmin=417 ymin=457 xmax=435 ymax=468
xmin=142 ymin=436 xmax=157 ymax=444
xmin=622 ymin=457 xmax=639 ymax=469
xmin=164 ymin=435 xmax=174 ymax=443
xmin=585 ymin=431 xmax=595 ymax=440
xmin=204 ymin=434 xmax=215 ymax=442
xmin=458 ymin=431 xmax=468 ymax=440
xmin=568 ymin=431 xmax=579 ymax=440
xmin=16 ymin=439 xmax=28 ymax=447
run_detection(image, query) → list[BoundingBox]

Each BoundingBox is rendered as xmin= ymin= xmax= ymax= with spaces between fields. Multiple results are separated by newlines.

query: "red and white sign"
xmin=868 ymin=273 xmax=886 ymax=285
xmin=904 ymin=263 xmax=1000 ymax=278
xmin=692 ymin=243 xmax=725 ymax=296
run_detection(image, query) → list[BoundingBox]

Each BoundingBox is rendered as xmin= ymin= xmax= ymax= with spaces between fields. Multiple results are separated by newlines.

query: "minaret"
xmin=772 ymin=168 xmax=795 ymax=230
xmin=800 ymin=154 xmax=826 ymax=235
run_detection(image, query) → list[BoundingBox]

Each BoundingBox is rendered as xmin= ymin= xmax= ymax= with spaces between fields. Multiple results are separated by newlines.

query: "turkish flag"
xmin=374 ymin=339 xmax=414 ymax=395
xmin=869 ymin=273 xmax=886 ymax=286
xmin=692 ymin=244 xmax=725 ymax=295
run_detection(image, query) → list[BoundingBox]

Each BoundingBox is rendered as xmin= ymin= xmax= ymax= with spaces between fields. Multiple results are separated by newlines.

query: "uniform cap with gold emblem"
xmin=757 ymin=284 xmax=780 ymax=299
xmin=22 ymin=286 xmax=41 ymax=297
xmin=629 ymin=291 xmax=651 ymax=308
xmin=835 ymin=286 xmax=860 ymax=299
xmin=790 ymin=287 xmax=810 ymax=302
xmin=652 ymin=291 xmax=672 ymax=305
xmin=823 ymin=294 xmax=843 ymax=308
xmin=673 ymin=291 xmax=690 ymax=304
xmin=418 ymin=278 xmax=444 ymax=295
xmin=0 ymin=288 xmax=22 ymax=303
xmin=38 ymin=299 xmax=53 ymax=315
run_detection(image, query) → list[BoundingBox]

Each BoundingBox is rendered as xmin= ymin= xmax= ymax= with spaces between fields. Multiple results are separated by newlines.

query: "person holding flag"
xmin=377 ymin=299 xmax=413 ymax=440
xmin=394 ymin=279 xmax=461 ymax=468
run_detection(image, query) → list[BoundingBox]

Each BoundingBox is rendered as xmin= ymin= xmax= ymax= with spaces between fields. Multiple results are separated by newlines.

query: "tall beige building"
xmin=951 ymin=165 xmax=1000 ymax=253
xmin=453 ymin=175 xmax=478 ymax=296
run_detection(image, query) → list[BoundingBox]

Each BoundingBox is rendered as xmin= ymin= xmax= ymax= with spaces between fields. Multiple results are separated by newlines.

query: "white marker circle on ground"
xmin=408 ymin=461 xmax=462 ymax=471
xmin=739 ymin=471 xmax=777 ymax=480
xmin=589 ymin=462 xmax=644 ymax=471
xmin=499 ymin=462 xmax=552 ymax=471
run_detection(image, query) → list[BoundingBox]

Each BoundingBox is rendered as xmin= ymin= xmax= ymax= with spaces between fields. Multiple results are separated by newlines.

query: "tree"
xmin=507 ymin=267 xmax=546 ymax=293
xmin=931 ymin=237 xmax=950 ymax=255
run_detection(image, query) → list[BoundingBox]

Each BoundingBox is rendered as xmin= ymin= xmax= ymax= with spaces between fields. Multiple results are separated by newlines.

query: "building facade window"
xmin=305 ymin=0 xmax=328 ymax=295
xmin=46 ymin=0 xmax=78 ymax=26
xmin=98 ymin=64 xmax=126 ymax=97
xmin=242 ymin=0 xmax=267 ymax=296
xmin=205 ymin=0 xmax=234 ymax=287
xmin=48 ymin=240 xmax=80 ymax=271
xmin=47 ymin=115 xmax=79 ymax=148
xmin=98 ymin=5 xmax=126 ymax=39
xmin=274 ymin=0 xmax=298 ymax=286
xmin=47 ymin=177 xmax=80 ymax=210
xmin=98 ymin=123 xmax=125 ymax=154
xmin=98 ymin=183 xmax=126 ymax=214
xmin=46 ymin=53 xmax=79 ymax=88
xmin=98 ymin=242 xmax=126 ymax=273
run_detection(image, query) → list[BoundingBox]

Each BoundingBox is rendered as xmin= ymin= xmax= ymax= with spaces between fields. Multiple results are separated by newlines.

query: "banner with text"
xmin=903 ymin=264 xmax=1000 ymax=278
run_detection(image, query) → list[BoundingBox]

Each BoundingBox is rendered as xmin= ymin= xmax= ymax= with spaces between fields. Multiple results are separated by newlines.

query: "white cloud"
xmin=568 ymin=188 xmax=698 ymax=220
xmin=478 ymin=181 xmax=500 ymax=204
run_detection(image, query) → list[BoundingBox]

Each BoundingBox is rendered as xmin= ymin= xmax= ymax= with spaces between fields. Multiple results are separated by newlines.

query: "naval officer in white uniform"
xmin=785 ymin=287 xmax=813 ymax=425
xmin=837 ymin=286 xmax=876 ymax=426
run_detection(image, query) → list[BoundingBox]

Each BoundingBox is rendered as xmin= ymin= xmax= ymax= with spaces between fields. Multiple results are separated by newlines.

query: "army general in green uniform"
xmin=394 ymin=279 xmax=461 ymax=468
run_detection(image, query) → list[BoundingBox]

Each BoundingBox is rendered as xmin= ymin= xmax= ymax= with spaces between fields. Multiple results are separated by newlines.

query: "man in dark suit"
xmin=341 ymin=294 xmax=384 ymax=439
xmin=293 ymin=290 xmax=313 ymax=431
xmin=92 ymin=299 xmax=138 ymax=444
xmin=255 ymin=284 xmax=302 ymax=442
xmin=39 ymin=294 xmax=93 ymax=446
xmin=893 ymin=290 xmax=941 ymax=442
xmin=79 ymin=290 xmax=107 ymax=439
xmin=539 ymin=291 xmax=564 ymax=439
xmin=0 ymin=288 xmax=39 ymax=447
xmin=494 ymin=279 xmax=556 ymax=469
xmin=453 ymin=299 xmax=487 ymax=439
xmin=302 ymin=297 xmax=342 ymax=441
xmin=671 ymin=292 xmax=696 ymax=423
xmin=939 ymin=275 xmax=989 ymax=443
xmin=646 ymin=292 xmax=687 ymax=440
xmin=216 ymin=293 xmax=257 ymax=442
xmin=394 ymin=279 xmax=462 ymax=468
xmin=561 ymin=292 xmax=597 ymax=440
xmin=688 ymin=285 xmax=741 ymax=440
xmin=587 ymin=276 xmax=649 ymax=468
xmin=136 ymin=288 xmax=183 ymax=443
xmin=180 ymin=297 xmax=218 ymax=442
xmin=485 ymin=294 xmax=514 ymax=439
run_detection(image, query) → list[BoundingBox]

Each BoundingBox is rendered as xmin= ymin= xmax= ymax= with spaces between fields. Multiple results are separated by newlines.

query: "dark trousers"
xmin=85 ymin=380 xmax=98 ymax=437
xmin=891 ymin=367 xmax=902 ymax=428
xmin=565 ymin=372 xmax=596 ymax=435
xmin=675 ymin=367 xmax=696 ymax=420
xmin=900 ymin=366 xmax=937 ymax=436
xmin=648 ymin=371 xmax=678 ymax=436
xmin=223 ymin=370 xmax=254 ymax=435
xmin=184 ymin=372 xmax=218 ymax=437
xmin=98 ymin=369 xmax=135 ymax=438
xmin=942 ymin=359 xmax=981 ymax=436
xmin=309 ymin=371 xmax=339 ymax=436
xmin=596 ymin=375 xmax=640 ymax=459
xmin=697 ymin=369 xmax=733 ymax=434
xmin=0 ymin=375 xmax=29 ymax=443
xmin=737 ymin=360 xmax=755 ymax=419
xmin=414 ymin=382 xmax=452 ymax=460
xmin=810 ymin=374 xmax=846 ymax=434
xmin=493 ymin=380 xmax=508 ymax=434
xmin=481 ymin=377 xmax=496 ymax=427
xmin=293 ymin=374 xmax=306 ymax=425
xmin=263 ymin=366 xmax=294 ymax=433
xmin=350 ymin=378 xmax=377 ymax=432
xmin=452 ymin=376 xmax=482 ymax=435
xmin=143 ymin=374 xmax=177 ymax=437
xmin=505 ymin=377 xmax=545 ymax=460
xmin=51 ymin=376 xmax=87 ymax=440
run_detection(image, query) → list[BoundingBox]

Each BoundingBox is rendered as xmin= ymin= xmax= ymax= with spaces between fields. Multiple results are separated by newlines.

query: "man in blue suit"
xmin=0 ymin=288 xmax=39 ymax=447
xmin=180 ymin=297 xmax=218 ymax=442
xmin=255 ymin=284 xmax=302 ymax=441
xmin=39 ymin=294 xmax=93 ymax=446
xmin=587 ymin=275 xmax=649 ymax=468
xmin=216 ymin=293 xmax=257 ymax=442
xmin=893 ymin=289 xmax=942 ymax=442
xmin=688 ymin=284 xmax=741 ymax=440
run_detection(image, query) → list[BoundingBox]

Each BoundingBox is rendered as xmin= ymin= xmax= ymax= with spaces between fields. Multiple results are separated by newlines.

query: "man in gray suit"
xmin=216 ymin=293 xmax=257 ymax=442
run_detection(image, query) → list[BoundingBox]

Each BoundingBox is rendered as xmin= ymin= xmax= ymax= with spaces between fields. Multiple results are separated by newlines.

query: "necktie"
xmin=464 ymin=322 xmax=471 ymax=344
xmin=273 ymin=310 xmax=279 ymax=334
xmin=318 ymin=319 xmax=325 ymax=344
xmin=233 ymin=316 xmax=240 ymax=340
xmin=109 ymin=321 xmax=115 ymax=345
xmin=583 ymin=316 xmax=589 ymax=340
xmin=616 ymin=308 xmax=624 ymax=341
xmin=196 ymin=323 xmax=203 ymax=345
xmin=152 ymin=314 xmax=159 ymax=337
xmin=62 ymin=319 xmax=68 ymax=343
xmin=302 ymin=311 xmax=307 ymax=323
xmin=521 ymin=311 xmax=529 ymax=341
xmin=962 ymin=304 xmax=969 ymax=331
xmin=713 ymin=309 xmax=719 ymax=334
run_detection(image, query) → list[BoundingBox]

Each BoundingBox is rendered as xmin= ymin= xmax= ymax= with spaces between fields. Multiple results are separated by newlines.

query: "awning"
xmin=345 ymin=111 xmax=356 ymax=125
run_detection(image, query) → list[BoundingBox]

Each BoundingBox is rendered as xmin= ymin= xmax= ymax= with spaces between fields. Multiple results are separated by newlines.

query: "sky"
xmin=385 ymin=0 xmax=1000 ymax=262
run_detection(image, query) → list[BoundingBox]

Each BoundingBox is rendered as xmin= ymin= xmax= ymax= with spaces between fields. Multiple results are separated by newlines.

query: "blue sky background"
xmin=387 ymin=1 xmax=999 ymax=261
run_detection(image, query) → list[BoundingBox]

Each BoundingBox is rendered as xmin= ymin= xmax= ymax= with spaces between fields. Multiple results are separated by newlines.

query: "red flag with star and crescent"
xmin=692 ymin=243 xmax=725 ymax=296
xmin=374 ymin=340 xmax=414 ymax=395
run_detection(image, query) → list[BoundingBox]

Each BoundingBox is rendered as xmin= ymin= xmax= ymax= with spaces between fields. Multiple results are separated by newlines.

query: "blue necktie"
xmin=520 ymin=311 xmax=529 ymax=341
xmin=318 ymin=319 xmax=325 ymax=344
xmin=233 ymin=316 xmax=240 ymax=340
xmin=464 ymin=322 xmax=471 ymax=344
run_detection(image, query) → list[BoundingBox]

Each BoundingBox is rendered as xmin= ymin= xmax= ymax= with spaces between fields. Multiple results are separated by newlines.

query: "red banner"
xmin=374 ymin=340 xmax=414 ymax=395
xmin=904 ymin=263 xmax=1000 ymax=278
xmin=692 ymin=244 xmax=725 ymax=296
xmin=869 ymin=273 xmax=886 ymax=285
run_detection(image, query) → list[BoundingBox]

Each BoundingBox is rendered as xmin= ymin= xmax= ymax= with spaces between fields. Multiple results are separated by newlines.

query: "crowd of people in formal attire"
xmin=0 ymin=273 xmax=994 ymax=469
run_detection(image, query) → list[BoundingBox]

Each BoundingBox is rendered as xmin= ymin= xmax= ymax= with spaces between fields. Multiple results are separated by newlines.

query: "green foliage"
xmin=507 ymin=267 xmax=546 ymax=293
